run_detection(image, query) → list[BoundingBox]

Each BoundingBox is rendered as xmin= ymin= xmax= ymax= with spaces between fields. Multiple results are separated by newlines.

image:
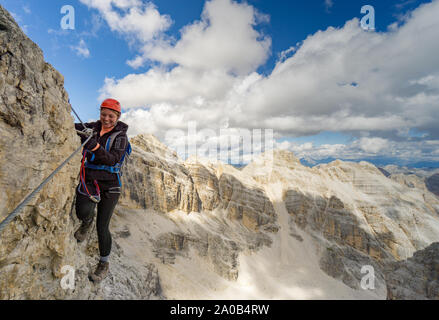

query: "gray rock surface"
xmin=152 ymin=222 xmax=272 ymax=281
xmin=426 ymin=174 xmax=439 ymax=197
xmin=120 ymin=135 xmax=202 ymax=213
xmin=385 ymin=242 xmax=439 ymax=300
xmin=0 ymin=4 xmax=81 ymax=299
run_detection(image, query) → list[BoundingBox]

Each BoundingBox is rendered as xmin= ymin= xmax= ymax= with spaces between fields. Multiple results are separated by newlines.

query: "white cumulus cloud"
xmin=79 ymin=0 xmax=172 ymax=43
xmin=143 ymin=0 xmax=271 ymax=74
xmin=356 ymin=137 xmax=389 ymax=154
xmin=71 ymin=39 xmax=90 ymax=58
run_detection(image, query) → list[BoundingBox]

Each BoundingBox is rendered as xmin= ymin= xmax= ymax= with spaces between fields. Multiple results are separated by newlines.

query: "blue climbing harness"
xmin=83 ymin=131 xmax=132 ymax=187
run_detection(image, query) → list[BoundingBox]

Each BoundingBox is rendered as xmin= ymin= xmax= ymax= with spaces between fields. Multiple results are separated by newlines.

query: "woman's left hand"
xmin=84 ymin=136 xmax=98 ymax=150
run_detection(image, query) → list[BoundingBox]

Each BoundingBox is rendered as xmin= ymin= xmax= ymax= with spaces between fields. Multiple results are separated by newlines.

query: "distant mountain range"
xmin=300 ymin=157 xmax=439 ymax=197
xmin=299 ymin=157 xmax=439 ymax=170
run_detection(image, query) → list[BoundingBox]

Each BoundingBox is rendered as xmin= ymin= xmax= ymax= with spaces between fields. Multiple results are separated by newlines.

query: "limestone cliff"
xmin=0 ymin=4 xmax=82 ymax=299
xmin=385 ymin=242 xmax=439 ymax=300
xmin=243 ymin=151 xmax=439 ymax=298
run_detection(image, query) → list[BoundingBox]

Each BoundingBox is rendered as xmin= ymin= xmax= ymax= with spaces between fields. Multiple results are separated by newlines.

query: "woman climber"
xmin=74 ymin=98 xmax=130 ymax=283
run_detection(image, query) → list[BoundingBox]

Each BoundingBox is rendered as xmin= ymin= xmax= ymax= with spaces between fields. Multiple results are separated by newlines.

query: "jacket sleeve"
xmin=92 ymin=134 xmax=128 ymax=166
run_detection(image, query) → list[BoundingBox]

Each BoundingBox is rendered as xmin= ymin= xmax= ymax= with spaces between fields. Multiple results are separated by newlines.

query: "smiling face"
xmin=100 ymin=107 xmax=120 ymax=129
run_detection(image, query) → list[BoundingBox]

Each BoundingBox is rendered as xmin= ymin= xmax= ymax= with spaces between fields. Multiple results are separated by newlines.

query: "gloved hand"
xmin=81 ymin=128 xmax=95 ymax=143
xmin=82 ymin=128 xmax=94 ymax=137
xmin=77 ymin=128 xmax=95 ymax=143
xmin=79 ymin=133 xmax=88 ymax=144
xmin=84 ymin=135 xmax=98 ymax=150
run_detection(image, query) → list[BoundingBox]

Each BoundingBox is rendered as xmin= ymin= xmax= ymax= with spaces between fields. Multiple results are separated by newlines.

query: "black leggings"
xmin=75 ymin=184 xmax=120 ymax=257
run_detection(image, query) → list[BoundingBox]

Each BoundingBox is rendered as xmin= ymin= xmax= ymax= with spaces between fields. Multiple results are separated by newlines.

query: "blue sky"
xmin=1 ymin=0 xmax=438 ymax=167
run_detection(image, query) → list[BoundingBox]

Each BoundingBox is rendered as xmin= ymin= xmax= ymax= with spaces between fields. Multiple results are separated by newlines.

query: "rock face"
xmin=218 ymin=173 xmax=276 ymax=232
xmin=426 ymin=174 xmax=439 ymax=197
xmin=378 ymin=167 xmax=391 ymax=177
xmin=386 ymin=242 xmax=439 ymax=300
xmin=0 ymin=4 xmax=80 ymax=299
xmin=390 ymin=173 xmax=428 ymax=191
xmin=151 ymin=224 xmax=272 ymax=281
xmin=184 ymin=157 xmax=221 ymax=212
xmin=120 ymin=134 xmax=202 ymax=213
xmin=382 ymin=165 xmax=439 ymax=197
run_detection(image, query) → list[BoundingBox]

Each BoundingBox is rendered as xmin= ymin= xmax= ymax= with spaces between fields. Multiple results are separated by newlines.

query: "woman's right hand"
xmin=82 ymin=128 xmax=94 ymax=137
xmin=77 ymin=128 xmax=95 ymax=143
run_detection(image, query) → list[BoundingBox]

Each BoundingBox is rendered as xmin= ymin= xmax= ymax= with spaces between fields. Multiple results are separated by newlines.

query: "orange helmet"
xmin=100 ymin=98 xmax=121 ymax=113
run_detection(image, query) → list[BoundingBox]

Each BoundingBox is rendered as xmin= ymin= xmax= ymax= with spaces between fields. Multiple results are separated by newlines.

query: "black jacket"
xmin=75 ymin=120 xmax=129 ymax=188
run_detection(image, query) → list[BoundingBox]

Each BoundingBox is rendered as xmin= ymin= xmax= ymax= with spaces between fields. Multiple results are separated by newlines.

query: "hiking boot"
xmin=74 ymin=219 xmax=92 ymax=243
xmin=89 ymin=261 xmax=109 ymax=283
